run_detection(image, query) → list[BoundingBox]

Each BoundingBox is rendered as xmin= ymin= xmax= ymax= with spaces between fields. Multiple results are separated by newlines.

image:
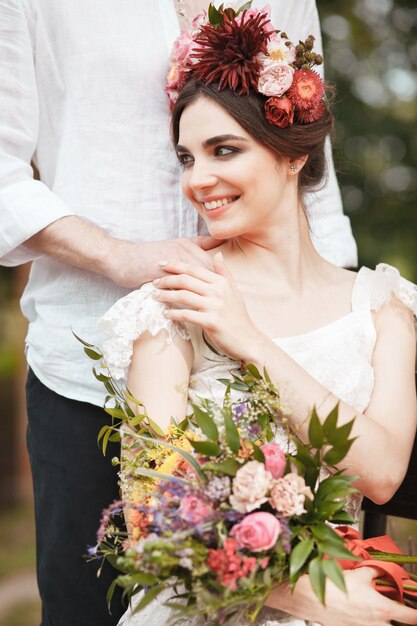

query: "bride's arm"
xmin=127 ymin=329 xmax=194 ymax=431
xmin=121 ymin=329 xmax=193 ymax=534
xmin=153 ymin=257 xmax=417 ymax=504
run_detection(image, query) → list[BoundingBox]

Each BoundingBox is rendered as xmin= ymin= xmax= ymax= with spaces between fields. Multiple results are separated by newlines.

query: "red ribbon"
xmin=334 ymin=526 xmax=417 ymax=603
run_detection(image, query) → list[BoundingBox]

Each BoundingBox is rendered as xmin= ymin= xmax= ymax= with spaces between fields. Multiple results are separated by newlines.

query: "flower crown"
xmin=166 ymin=1 xmax=326 ymax=128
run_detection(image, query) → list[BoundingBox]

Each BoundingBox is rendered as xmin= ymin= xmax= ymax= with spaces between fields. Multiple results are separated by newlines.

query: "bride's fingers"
xmin=158 ymin=260 xmax=219 ymax=284
xmin=164 ymin=307 xmax=208 ymax=328
xmin=153 ymin=289 xmax=205 ymax=309
xmin=154 ymin=273 xmax=211 ymax=296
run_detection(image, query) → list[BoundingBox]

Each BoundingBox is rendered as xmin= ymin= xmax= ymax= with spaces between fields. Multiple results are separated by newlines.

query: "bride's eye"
xmin=177 ymin=153 xmax=194 ymax=167
xmin=215 ymin=146 xmax=238 ymax=157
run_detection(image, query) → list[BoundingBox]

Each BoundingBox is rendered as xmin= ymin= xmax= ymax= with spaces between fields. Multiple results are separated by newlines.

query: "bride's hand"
xmin=265 ymin=566 xmax=417 ymax=626
xmin=152 ymin=252 xmax=267 ymax=361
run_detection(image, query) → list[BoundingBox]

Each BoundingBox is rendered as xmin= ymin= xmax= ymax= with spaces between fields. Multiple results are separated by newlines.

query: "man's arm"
xmin=26 ymin=215 xmax=218 ymax=287
xmin=0 ymin=1 xmax=220 ymax=283
xmin=0 ymin=0 xmax=74 ymax=266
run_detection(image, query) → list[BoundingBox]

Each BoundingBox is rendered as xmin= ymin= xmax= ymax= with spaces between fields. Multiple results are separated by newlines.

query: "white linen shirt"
xmin=0 ymin=0 xmax=357 ymax=406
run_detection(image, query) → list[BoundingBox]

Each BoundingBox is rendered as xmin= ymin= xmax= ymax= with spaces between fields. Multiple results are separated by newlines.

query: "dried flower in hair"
xmin=297 ymin=100 xmax=325 ymax=124
xmin=287 ymin=69 xmax=324 ymax=111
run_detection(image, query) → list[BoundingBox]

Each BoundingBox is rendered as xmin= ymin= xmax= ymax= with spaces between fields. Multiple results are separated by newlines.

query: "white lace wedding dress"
xmin=97 ymin=263 xmax=417 ymax=626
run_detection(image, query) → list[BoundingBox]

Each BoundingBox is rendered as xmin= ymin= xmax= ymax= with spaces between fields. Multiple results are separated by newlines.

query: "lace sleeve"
xmin=96 ymin=283 xmax=190 ymax=381
xmin=370 ymin=263 xmax=417 ymax=319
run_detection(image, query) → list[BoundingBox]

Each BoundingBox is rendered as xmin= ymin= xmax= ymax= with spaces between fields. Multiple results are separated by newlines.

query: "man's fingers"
xmin=193 ymin=235 xmax=223 ymax=251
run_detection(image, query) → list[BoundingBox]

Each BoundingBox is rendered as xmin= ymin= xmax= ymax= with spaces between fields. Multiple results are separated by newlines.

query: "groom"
xmin=0 ymin=1 xmax=356 ymax=625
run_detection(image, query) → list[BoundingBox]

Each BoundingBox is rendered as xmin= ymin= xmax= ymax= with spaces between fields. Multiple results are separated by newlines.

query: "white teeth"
xmin=203 ymin=197 xmax=235 ymax=210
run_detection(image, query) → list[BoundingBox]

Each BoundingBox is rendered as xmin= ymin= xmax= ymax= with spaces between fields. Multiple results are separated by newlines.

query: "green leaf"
xmin=294 ymin=439 xmax=317 ymax=468
xmin=251 ymin=442 xmax=265 ymax=463
xmin=322 ymin=404 xmax=339 ymax=438
xmin=146 ymin=417 xmax=166 ymax=437
xmin=330 ymin=511 xmax=356 ymax=524
xmin=134 ymin=466 xmax=189 ymax=484
xmin=104 ymin=407 xmax=129 ymax=420
xmin=84 ymin=347 xmax=103 ymax=360
xmin=311 ymin=522 xmax=344 ymax=545
xmin=323 ymin=440 xmax=356 ymax=465
xmin=192 ymin=405 xmax=219 ymax=441
xmin=236 ymin=0 xmax=253 ymax=14
xmin=124 ymin=572 xmax=159 ymax=586
xmin=92 ymin=367 xmax=111 ymax=382
xmin=190 ymin=440 xmax=220 ymax=457
xmin=133 ymin=583 xmax=167 ymax=613
xmin=97 ymin=424 xmax=111 ymax=444
xmin=102 ymin=427 xmax=112 ymax=456
xmin=318 ymin=541 xmax=361 ymax=561
xmin=322 ymin=558 xmax=346 ymax=593
xmin=223 ymin=410 xmax=240 ymax=453
xmin=308 ymin=408 xmax=324 ymax=449
xmin=202 ymin=459 xmax=241 ymax=476
xmin=330 ymin=421 xmax=355 ymax=447
xmin=289 ymin=538 xmax=315 ymax=580
xmin=245 ymin=363 xmax=262 ymax=379
xmin=202 ymin=331 xmax=223 ymax=356
xmin=72 ymin=331 xmax=96 ymax=348
xmin=106 ymin=577 xmax=119 ymax=611
xmin=309 ymin=557 xmax=326 ymax=605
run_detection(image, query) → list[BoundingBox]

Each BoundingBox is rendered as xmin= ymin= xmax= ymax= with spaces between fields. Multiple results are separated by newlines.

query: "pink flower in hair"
xmin=257 ymin=61 xmax=294 ymax=97
xmin=236 ymin=4 xmax=275 ymax=35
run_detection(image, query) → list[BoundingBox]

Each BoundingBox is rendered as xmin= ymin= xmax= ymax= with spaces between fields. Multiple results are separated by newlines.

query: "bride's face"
xmin=176 ymin=96 xmax=296 ymax=240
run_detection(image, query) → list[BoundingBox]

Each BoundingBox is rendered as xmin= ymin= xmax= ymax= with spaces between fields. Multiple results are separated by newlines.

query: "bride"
xmin=97 ymin=5 xmax=417 ymax=625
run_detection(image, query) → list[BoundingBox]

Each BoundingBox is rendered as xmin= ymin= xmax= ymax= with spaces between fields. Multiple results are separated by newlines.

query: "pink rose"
xmin=231 ymin=512 xmax=281 ymax=552
xmin=192 ymin=11 xmax=208 ymax=30
xmin=179 ymin=495 xmax=214 ymax=524
xmin=170 ymin=31 xmax=197 ymax=66
xmin=229 ymin=461 xmax=272 ymax=513
xmin=236 ymin=5 xmax=275 ymax=35
xmin=258 ymin=61 xmax=294 ymax=97
xmin=260 ymin=442 xmax=286 ymax=479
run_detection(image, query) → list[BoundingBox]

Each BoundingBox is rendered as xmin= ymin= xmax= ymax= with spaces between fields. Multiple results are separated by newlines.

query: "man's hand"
xmin=109 ymin=236 xmax=221 ymax=287
xmin=27 ymin=215 xmax=222 ymax=288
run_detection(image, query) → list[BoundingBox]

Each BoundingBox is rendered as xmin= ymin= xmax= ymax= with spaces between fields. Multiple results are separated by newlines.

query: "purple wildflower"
xmin=96 ymin=499 xmax=124 ymax=543
xmin=233 ymin=402 xmax=249 ymax=420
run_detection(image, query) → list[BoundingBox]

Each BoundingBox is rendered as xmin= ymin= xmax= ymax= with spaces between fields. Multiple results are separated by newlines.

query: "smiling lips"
xmin=201 ymin=196 xmax=238 ymax=212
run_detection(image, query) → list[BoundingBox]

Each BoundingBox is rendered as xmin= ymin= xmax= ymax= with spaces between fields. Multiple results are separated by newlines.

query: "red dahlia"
xmin=190 ymin=10 xmax=271 ymax=95
xmin=287 ymin=69 xmax=324 ymax=111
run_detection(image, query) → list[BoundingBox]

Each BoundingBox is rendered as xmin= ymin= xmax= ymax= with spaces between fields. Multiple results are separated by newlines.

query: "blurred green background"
xmin=0 ymin=0 xmax=416 ymax=624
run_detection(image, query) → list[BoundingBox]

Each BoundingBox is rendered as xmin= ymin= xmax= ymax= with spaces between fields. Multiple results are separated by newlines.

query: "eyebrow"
xmin=176 ymin=134 xmax=249 ymax=153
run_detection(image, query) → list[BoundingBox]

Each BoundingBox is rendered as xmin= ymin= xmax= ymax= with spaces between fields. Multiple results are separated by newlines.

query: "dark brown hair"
xmin=171 ymin=78 xmax=333 ymax=194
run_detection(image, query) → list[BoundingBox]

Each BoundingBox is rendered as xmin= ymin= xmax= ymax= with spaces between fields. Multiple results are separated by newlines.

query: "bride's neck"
xmin=218 ymin=206 xmax=325 ymax=293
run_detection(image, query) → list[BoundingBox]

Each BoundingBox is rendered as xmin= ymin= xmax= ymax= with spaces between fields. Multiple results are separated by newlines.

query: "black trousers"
xmin=26 ymin=369 xmax=126 ymax=626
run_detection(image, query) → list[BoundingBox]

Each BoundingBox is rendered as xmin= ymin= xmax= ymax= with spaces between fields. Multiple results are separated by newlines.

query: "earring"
xmin=290 ymin=164 xmax=298 ymax=172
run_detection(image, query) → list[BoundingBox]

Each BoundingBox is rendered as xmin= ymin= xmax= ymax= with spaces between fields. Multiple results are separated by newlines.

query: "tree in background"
xmin=318 ymin=0 xmax=417 ymax=279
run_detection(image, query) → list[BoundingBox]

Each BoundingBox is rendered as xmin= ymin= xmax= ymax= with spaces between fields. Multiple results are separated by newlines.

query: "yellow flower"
xmin=158 ymin=452 xmax=182 ymax=475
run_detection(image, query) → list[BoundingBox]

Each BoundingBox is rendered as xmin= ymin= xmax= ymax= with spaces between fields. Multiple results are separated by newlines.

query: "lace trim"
xmin=370 ymin=263 xmax=417 ymax=317
xmin=96 ymin=283 xmax=190 ymax=381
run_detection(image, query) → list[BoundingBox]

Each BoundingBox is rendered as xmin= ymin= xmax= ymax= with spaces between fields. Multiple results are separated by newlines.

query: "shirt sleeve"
xmin=295 ymin=0 xmax=358 ymax=268
xmin=0 ymin=0 xmax=73 ymax=267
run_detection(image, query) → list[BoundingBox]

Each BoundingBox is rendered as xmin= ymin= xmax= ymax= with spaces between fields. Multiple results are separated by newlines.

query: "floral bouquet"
xmin=80 ymin=332 xmax=364 ymax=624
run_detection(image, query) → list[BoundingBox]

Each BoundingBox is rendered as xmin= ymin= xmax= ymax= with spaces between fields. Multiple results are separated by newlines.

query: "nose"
xmin=187 ymin=158 xmax=218 ymax=192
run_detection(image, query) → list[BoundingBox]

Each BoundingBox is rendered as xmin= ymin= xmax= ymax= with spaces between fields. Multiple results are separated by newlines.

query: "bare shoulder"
xmin=374 ymin=293 xmax=416 ymax=338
